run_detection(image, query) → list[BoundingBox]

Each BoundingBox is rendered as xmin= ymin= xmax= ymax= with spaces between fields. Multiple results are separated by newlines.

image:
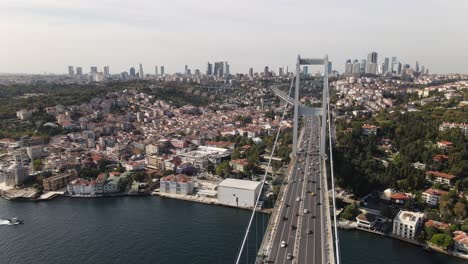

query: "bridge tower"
xmin=291 ymin=55 xmax=329 ymax=156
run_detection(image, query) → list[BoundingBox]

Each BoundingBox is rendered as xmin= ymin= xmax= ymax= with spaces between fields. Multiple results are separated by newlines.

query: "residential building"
xmin=439 ymin=122 xmax=468 ymax=136
xmin=217 ymin=178 xmax=261 ymax=208
xmin=179 ymin=146 xmax=230 ymax=171
xmin=43 ymin=171 xmax=77 ymax=192
xmin=392 ymin=210 xmax=424 ymax=240
xmin=160 ymin=174 xmax=194 ymax=195
xmin=27 ymin=146 xmax=43 ymax=160
xmin=230 ymin=159 xmax=249 ymax=173
xmin=425 ymin=171 xmax=457 ymax=186
xmin=361 ymin=124 xmax=379 ymax=136
xmin=453 ymin=231 xmax=468 ymax=254
xmin=16 ymin=109 xmax=33 ymax=120
xmin=356 ymin=213 xmax=377 ymax=229
xmin=422 ymin=188 xmax=448 ymax=206
xmin=67 ymin=179 xmax=97 ymax=196
xmin=437 ymin=140 xmax=453 ymax=149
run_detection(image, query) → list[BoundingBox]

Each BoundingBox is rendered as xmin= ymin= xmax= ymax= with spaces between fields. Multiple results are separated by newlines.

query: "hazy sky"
xmin=1 ymin=0 xmax=467 ymax=74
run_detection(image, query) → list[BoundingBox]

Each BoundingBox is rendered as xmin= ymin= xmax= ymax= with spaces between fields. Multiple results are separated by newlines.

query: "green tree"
xmin=341 ymin=203 xmax=360 ymax=220
xmin=132 ymin=172 xmax=146 ymax=182
xmin=454 ymin=201 xmax=467 ymax=220
xmin=430 ymin=234 xmax=454 ymax=250
xmin=33 ymin=159 xmax=43 ymax=172
xmin=215 ymin=161 xmax=232 ymax=178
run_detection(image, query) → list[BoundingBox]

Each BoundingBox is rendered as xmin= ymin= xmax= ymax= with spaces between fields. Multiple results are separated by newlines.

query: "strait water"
xmin=0 ymin=197 xmax=465 ymax=264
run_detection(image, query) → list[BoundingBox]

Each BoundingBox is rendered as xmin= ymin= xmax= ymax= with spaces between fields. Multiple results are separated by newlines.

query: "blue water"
xmin=0 ymin=197 xmax=464 ymax=264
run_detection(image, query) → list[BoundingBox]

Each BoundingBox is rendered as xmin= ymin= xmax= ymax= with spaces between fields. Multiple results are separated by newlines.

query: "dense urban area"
xmin=0 ymin=54 xmax=467 ymax=261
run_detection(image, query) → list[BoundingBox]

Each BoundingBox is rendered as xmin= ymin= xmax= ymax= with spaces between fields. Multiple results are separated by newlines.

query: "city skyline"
xmin=1 ymin=0 xmax=467 ymax=74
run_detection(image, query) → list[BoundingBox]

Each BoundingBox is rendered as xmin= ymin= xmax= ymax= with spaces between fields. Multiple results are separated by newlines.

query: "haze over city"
xmin=1 ymin=0 xmax=468 ymax=74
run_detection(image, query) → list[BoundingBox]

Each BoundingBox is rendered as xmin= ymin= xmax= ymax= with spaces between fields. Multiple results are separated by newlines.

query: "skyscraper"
xmin=264 ymin=66 xmax=269 ymax=76
xmin=278 ymin=67 xmax=284 ymax=77
xmin=224 ymin=62 xmax=230 ymax=76
xmin=366 ymin=51 xmax=378 ymax=74
xmin=206 ymin=62 xmax=213 ymax=76
xmin=160 ymin=66 xmax=165 ymax=76
xmin=68 ymin=66 xmax=74 ymax=75
xmin=415 ymin=61 xmax=420 ymax=73
xmin=139 ymin=64 xmax=144 ymax=79
xmin=327 ymin=62 xmax=332 ymax=73
xmin=90 ymin=67 xmax=98 ymax=74
xmin=129 ymin=67 xmax=136 ymax=77
xmin=155 ymin=66 xmax=158 ymax=76
xmin=352 ymin=60 xmax=360 ymax=74
xmin=249 ymin=67 xmax=254 ymax=77
xmin=103 ymin=66 xmax=110 ymax=76
xmin=214 ymin=62 xmax=224 ymax=77
xmin=383 ymin=57 xmax=390 ymax=73
xmin=184 ymin=65 xmax=189 ymax=75
xmin=345 ymin=59 xmax=352 ymax=74
xmin=76 ymin=67 xmax=83 ymax=75
xmin=303 ymin=66 xmax=308 ymax=76
xmin=360 ymin=59 xmax=366 ymax=73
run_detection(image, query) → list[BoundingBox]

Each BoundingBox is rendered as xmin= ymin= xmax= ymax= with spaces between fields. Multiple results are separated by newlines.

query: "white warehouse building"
xmin=217 ymin=179 xmax=261 ymax=209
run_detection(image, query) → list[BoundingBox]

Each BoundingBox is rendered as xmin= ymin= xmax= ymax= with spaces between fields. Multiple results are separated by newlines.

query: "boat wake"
xmin=0 ymin=219 xmax=12 ymax=225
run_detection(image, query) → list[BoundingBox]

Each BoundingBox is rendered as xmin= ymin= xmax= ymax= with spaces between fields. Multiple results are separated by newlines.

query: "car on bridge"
xmin=281 ymin=241 xmax=287 ymax=248
xmin=287 ymin=253 xmax=292 ymax=260
xmin=296 ymin=196 xmax=301 ymax=202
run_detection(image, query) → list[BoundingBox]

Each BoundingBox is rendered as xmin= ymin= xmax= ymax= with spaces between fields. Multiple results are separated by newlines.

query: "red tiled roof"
xmin=362 ymin=124 xmax=379 ymax=129
xmin=425 ymin=220 xmax=449 ymax=230
xmin=426 ymin=171 xmax=456 ymax=180
xmin=453 ymin=231 xmax=468 ymax=245
xmin=161 ymin=174 xmax=191 ymax=183
xmin=231 ymin=159 xmax=249 ymax=166
xmin=423 ymin=188 xmax=448 ymax=197
xmin=390 ymin=193 xmax=410 ymax=200
xmin=437 ymin=140 xmax=453 ymax=145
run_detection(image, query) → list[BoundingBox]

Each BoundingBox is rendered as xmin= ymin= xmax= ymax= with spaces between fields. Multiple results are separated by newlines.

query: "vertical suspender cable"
xmin=327 ymin=94 xmax=340 ymax=264
xmin=235 ymin=77 xmax=295 ymax=264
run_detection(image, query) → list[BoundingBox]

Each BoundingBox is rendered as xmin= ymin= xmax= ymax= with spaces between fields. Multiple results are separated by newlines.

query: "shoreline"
xmin=338 ymin=222 xmax=468 ymax=261
xmin=0 ymin=190 xmax=273 ymax=214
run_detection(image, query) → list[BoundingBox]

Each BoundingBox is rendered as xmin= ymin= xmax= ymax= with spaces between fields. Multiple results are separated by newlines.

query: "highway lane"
xmin=297 ymin=116 xmax=322 ymax=264
xmin=268 ymin=120 xmax=310 ymax=263
xmin=267 ymin=116 xmax=324 ymax=264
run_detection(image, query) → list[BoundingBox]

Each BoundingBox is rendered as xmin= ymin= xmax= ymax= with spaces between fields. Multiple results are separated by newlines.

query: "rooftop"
xmin=218 ymin=178 xmax=261 ymax=191
xmin=395 ymin=210 xmax=424 ymax=225
xmin=426 ymin=171 xmax=456 ymax=180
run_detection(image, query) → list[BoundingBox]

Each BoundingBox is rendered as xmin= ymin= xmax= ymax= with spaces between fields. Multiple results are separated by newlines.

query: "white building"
xmin=3 ymin=163 xmax=29 ymax=186
xmin=160 ymin=174 xmax=194 ymax=195
xmin=422 ymin=188 xmax=447 ymax=206
xmin=356 ymin=213 xmax=377 ymax=229
xmin=67 ymin=179 xmax=97 ymax=196
xmin=392 ymin=210 xmax=424 ymax=240
xmin=425 ymin=171 xmax=457 ymax=187
xmin=27 ymin=146 xmax=43 ymax=160
xmin=16 ymin=109 xmax=33 ymax=120
xmin=217 ymin=179 xmax=261 ymax=208
xmin=179 ymin=146 xmax=230 ymax=171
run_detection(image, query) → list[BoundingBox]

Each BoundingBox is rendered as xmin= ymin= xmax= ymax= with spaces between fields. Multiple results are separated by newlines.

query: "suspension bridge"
xmin=235 ymin=55 xmax=340 ymax=264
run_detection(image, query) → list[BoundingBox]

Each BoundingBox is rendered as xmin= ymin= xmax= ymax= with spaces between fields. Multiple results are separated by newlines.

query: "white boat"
xmin=8 ymin=217 xmax=24 ymax=225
